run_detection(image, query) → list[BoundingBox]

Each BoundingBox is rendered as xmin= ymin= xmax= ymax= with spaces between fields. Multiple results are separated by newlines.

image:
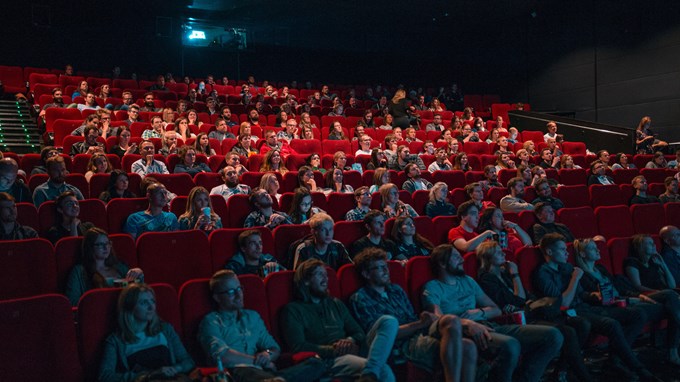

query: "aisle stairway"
xmin=0 ymin=100 xmax=41 ymax=154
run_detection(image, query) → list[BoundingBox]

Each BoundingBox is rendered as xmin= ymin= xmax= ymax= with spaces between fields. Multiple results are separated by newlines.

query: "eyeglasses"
xmin=214 ymin=286 xmax=242 ymax=297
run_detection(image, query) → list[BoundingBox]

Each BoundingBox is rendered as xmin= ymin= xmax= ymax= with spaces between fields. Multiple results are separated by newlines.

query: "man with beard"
xmin=500 ymin=177 xmax=535 ymax=213
xmin=70 ymin=125 xmax=104 ymax=155
xmin=402 ymin=163 xmax=433 ymax=193
xmin=33 ymin=156 xmax=84 ymax=207
xmin=210 ymin=166 xmax=251 ymax=202
xmin=282 ymin=259 xmax=397 ymax=382
xmin=388 ymin=146 xmax=426 ymax=171
xmin=223 ymin=151 xmax=248 ymax=177
xmin=423 ymin=244 xmax=563 ymax=382
xmin=208 ymin=118 xmax=236 ymax=143
xmin=478 ymin=165 xmax=502 ymax=193
xmin=39 ymin=88 xmax=65 ymax=120
xmin=131 ymin=140 xmax=169 ymax=178
xmin=448 ymin=200 xmax=496 ymax=253
xmin=71 ymin=113 xmax=101 ymax=136
xmin=531 ymin=178 xmax=564 ymax=211
xmin=140 ymin=92 xmax=161 ymax=112
xmin=350 ymin=248 xmax=477 ymax=382
xmin=75 ymin=92 xmax=101 ymax=112
xmin=114 ymin=91 xmax=134 ymax=111
xmin=259 ymin=130 xmax=296 ymax=158
xmin=629 ymin=176 xmax=660 ymax=205
xmin=247 ymin=109 xmax=261 ymax=126
xmin=243 ymin=188 xmax=292 ymax=229
xmin=350 ymin=210 xmax=399 ymax=260
xmin=148 ymin=75 xmax=168 ymax=91
xmin=0 ymin=159 xmax=31 ymax=203
xmin=219 ymin=106 xmax=238 ymax=128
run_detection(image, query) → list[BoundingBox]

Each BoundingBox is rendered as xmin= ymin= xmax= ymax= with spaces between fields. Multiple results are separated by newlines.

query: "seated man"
xmin=350 ymin=210 xmax=399 ymax=260
xmin=402 ymin=163 xmax=433 ymax=193
xmin=423 ymin=244 xmax=563 ymax=382
xmin=350 ymin=248 xmax=477 ymax=382
xmin=71 ymin=125 xmax=105 ymax=156
xmin=0 ymin=192 xmax=38 ymax=240
xmin=531 ymin=178 xmax=564 ymax=211
xmin=533 ymin=233 xmax=658 ymax=382
xmin=425 ymin=114 xmax=445 ymax=132
xmin=259 ymin=130 xmax=296 ymax=158
xmin=427 ymin=147 xmax=453 ymax=172
xmin=477 ymin=165 xmax=502 ymax=193
xmin=659 ymin=176 xmax=680 ymax=204
xmin=71 ymin=113 xmax=101 ymax=136
xmin=210 ymin=166 xmax=251 ymax=202
xmin=198 ymin=270 xmax=325 ymax=382
xmin=244 ymin=188 xmax=292 ymax=229
xmin=660 ymin=225 xmax=680 ymax=282
xmin=292 ymin=213 xmax=350 ymax=270
xmin=159 ymin=131 xmax=178 ymax=157
xmin=0 ymin=158 xmax=31 ymax=203
xmin=345 ymin=186 xmax=372 ymax=222
xmin=131 ymin=140 xmax=169 ymax=178
xmin=282 ymin=259 xmax=397 ymax=382
xmin=123 ymin=183 xmax=178 ymax=239
xmin=544 ymin=121 xmax=558 ymax=142
xmin=531 ymin=202 xmax=574 ymax=243
xmin=141 ymin=116 xmax=165 ymax=139
xmin=225 ymin=230 xmax=282 ymax=277
xmin=465 ymin=182 xmax=495 ymax=212
xmin=448 ymin=200 xmax=495 ymax=253
xmin=208 ymin=118 xmax=236 ymax=142
xmin=629 ymin=176 xmax=660 ymax=205
xmin=587 ymin=160 xmax=615 ymax=186
xmin=224 ymin=151 xmax=248 ymax=177
xmin=388 ymin=145 xmax=426 ymax=171
xmin=33 ymin=155 xmax=84 ymax=207
xmin=499 ymin=177 xmax=535 ymax=213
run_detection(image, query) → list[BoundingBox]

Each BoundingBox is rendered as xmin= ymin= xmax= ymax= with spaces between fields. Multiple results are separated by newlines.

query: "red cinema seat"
xmin=326 ymin=192 xmax=358 ymax=221
xmin=432 ymin=215 xmax=458 ymax=245
xmin=137 ymin=231 xmax=212 ymax=289
xmin=462 ymin=141 xmax=490 ymax=155
xmin=151 ymin=173 xmax=196 ymax=196
xmin=0 ymin=238 xmax=57 ymax=299
xmin=612 ymin=168 xmax=639 ymax=185
xmin=556 ymin=185 xmax=590 ymax=208
xmin=463 ymin=252 xmax=479 ymax=279
xmin=515 ymin=246 xmax=543 ymax=294
xmin=411 ymin=190 xmax=430 ymax=216
xmin=37 ymin=198 xmax=107 ymax=236
xmin=521 ymin=130 xmax=544 ymax=144
xmin=498 ymin=169 xmax=517 ymax=187
xmin=77 ymin=284 xmax=180 ymax=381
xmin=590 ymin=184 xmax=626 ymax=207
xmin=640 ymin=168 xmax=670 ymax=184
xmin=556 ymin=207 xmax=598 ymax=240
xmin=0 ymin=294 xmax=82 ymax=381
xmin=405 ymin=256 xmax=434 ymax=313
xmin=194 ymin=172 xmax=223 ymax=191
xmin=226 ymin=194 xmax=252 ymax=228
xmin=322 ymin=139 xmax=351 ymax=156
xmin=209 ymin=227 xmax=275 ymax=271
xmin=0 ymin=65 xmax=25 ymax=94
xmin=432 ymin=170 xmax=466 ymax=189
xmin=630 ymin=203 xmax=665 ymax=235
xmin=15 ymin=202 xmax=38 ymax=231
xmin=45 ymin=108 xmax=82 ymax=133
xmin=595 ymin=205 xmax=634 ymax=239
xmin=558 ymin=169 xmax=587 ymax=186
xmin=561 ymin=142 xmax=587 ymax=155
xmin=333 ymin=220 xmax=368 ymax=247
xmin=290 ymin=139 xmax=322 ymax=155
xmin=337 ymin=263 xmax=365 ymax=302
xmin=666 ymin=203 xmax=680 ymax=227
xmin=264 ymin=270 xmax=295 ymax=344
xmin=106 ymin=198 xmax=148 ymax=234
xmin=273 ymin=224 xmax=312 ymax=266
xmin=607 ymin=237 xmax=633 ymax=275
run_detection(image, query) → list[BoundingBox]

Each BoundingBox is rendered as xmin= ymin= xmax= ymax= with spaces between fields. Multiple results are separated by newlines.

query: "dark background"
xmin=3 ymin=0 xmax=679 ymax=139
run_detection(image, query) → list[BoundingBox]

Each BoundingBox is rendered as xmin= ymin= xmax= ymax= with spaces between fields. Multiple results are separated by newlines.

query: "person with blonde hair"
xmin=388 ymin=89 xmax=411 ymax=129
xmin=84 ymin=153 xmax=112 ymax=182
xmin=425 ymin=181 xmax=456 ymax=218
xmin=379 ymin=183 xmax=417 ymax=218
xmin=260 ymin=149 xmax=288 ymax=175
xmin=292 ymin=212 xmax=350 ymax=270
xmin=178 ymin=186 xmax=222 ymax=233
xmin=258 ymin=172 xmax=282 ymax=203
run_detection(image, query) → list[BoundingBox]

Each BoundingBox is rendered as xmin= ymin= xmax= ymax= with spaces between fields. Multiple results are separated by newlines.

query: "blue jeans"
xmin=482 ymin=324 xmax=563 ymax=382
xmin=329 ymin=315 xmax=397 ymax=381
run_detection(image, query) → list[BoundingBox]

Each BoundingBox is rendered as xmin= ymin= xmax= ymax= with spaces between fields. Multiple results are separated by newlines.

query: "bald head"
xmin=660 ymin=225 xmax=680 ymax=248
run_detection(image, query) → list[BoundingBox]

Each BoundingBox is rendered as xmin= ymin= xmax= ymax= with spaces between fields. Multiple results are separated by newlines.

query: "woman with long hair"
xmin=324 ymin=168 xmax=354 ymax=194
xmin=65 ymin=227 xmax=144 ymax=306
xmin=366 ymin=148 xmax=388 ymax=170
xmin=232 ymin=133 xmax=258 ymax=157
xmin=425 ymin=182 xmax=456 ymax=218
xmin=260 ymin=149 xmax=288 ymax=175
xmin=288 ymin=187 xmax=325 ymax=224
xmin=332 ymin=151 xmax=351 ymax=171
xmin=193 ymin=132 xmax=216 ymax=157
xmin=174 ymin=117 xmax=195 ymax=142
xmin=259 ymin=172 xmax=282 ymax=202
xmin=453 ymin=152 xmax=471 ymax=172
xmin=178 ymin=186 xmax=222 ymax=233
xmin=369 ymin=167 xmax=390 ymax=193
xmin=378 ymin=114 xmax=394 ymax=130
xmin=99 ymin=170 xmax=136 ymax=203
xmin=299 ymin=112 xmax=317 ymax=131
xmin=174 ymin=145 xmax=211 ymax=176
xmin=495 ymin=152 xmax=516 ymax=172
xmin=514 ymin=149 xmax=532 ymax=169
xmin=297 ymin=166 xmax=318 ymax=192
xmin=305 ymin=153 xmax=325 ymax=174
xmin=327 ymin=121 xmax=347 ymax=140
xmin=380 ymin=183 xmax=417 ymax=218
xmin=85 ymin=153 xmax=113 ymax=182
xmin=98 ymin=84 xmax=111 ymax=100
xmin=429 ymin=98 xmax=444 ymax=112
xmin=46 ymin=191 xmax=94 ymax=244
xmin=388 ymin=89 xmax=411 ymax=129
xmin=611 ymin=153 xmax=636 ymax=170
xmin=110 ymin=125 xmax=139 ymax=158
xmin=186 ymin=109 xmax=203 ymax=127
xmin=477 ymin=207 xmax=532 ymax=254
xmin=560 ymin=154 xmax=582 ymax=169
xmin=523 ymin=140 xmax=538 ymax=156
xmin=361 ymin=109 xmax=375 ymax=128
xmin=636 ymin=116 xmax=668 ymax=154
xmin=390 ymin=216 xmax=433 ymax=260
xmin=98 ymin=283 xmax=195 ymax=382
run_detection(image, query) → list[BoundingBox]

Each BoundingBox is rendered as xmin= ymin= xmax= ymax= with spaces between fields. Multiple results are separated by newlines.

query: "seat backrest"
xmin=432 ymin=215 xmax=459 ymax=246
xmin=630 ymin=203 xmax=666 ymax=235
xmin=595 ymin=205 xmax=634 ymax=239
xmin=151 ymin=173 xmax=196 ymax=196
xmin=333 ymin=220 xmax=368 ymax=247
xmin=137 ymin=230 xmax=212 ymax=288
xmin=15 ymin=202 xmax=39 ymax=231
xmin=226 ymin=193 xmax=252 ymax=228
xmin=558 ymin=168 xmax=587 ymax=186
xmin=556 ymin=206 xmax=598 ymax=240
xmin=264 ymin=270 xmax=295 ymax=345
xmin=556 ymin=185 xmax=590 ymax=208
xmin=589 ymin=184 xmax=626 ymax=207
xmin=607 ymin=237 xmax=633 ymax=275
xmin=405 ymin=256 xmax=434 ymax=313
xmin=106 ymin=197 xmax=148 ymax=233
xmin=515 ymin=246 xmax=544 ymax=294
xmin=0 ymin=238 xmax=57 ymax=299
xmin=272 ymin=224 xmax=312 ymax=264
xmin=209 ymin=227 xmax=275 ymax=271
xmin=0 ymin=294 xmax=82 ymax=381
xmin=666 ymin=202 xmax=680 ymax=228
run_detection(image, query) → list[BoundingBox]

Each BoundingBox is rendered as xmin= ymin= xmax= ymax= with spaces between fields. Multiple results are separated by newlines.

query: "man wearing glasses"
xmin=198 ymin=270 xmax=325 ymax=382
xmin=587 ymin=160 xmax=615 ymax=186
xmin=276 ymin=120 xmax=299 ymax=143
xmin=115 ymin=91 xmax=134 ymax=111
xmin=345 ymin=187 xmax=372 ymax=221
xmin=131 ymin=140 xmax=169 ymax=177
xmin=123 ymin=104 xmax=142 ymax=126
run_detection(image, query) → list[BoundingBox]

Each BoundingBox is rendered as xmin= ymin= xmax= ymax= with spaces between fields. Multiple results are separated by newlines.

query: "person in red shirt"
xmin=448 ymin=200 xmax=496 ymax=253
xmin=259 ymin=129 xmax=297 ymax=158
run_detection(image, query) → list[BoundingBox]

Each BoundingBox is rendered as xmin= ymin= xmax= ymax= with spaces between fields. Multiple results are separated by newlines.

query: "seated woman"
xmin=611 ymin=153 xmax=636 ymax=170
xmin=296 ymin=166 xmax=319 ymax=192
xmin=260 ymin=149 xmax=288 ymax=175
xmin=486 ymin=128 xmax=500 ymax=145
xmin=636 ymin=116 xmax=668 ymax=154
xmin=452 ymin=152 xmax=471 ymax=172
xmin=85 ymin=153 xmax=113 ymax=182
xmin=193 ymin=132 xmax=216 ymax=157
xmin=560 ymin=154 xmax=581 ymax=169
xmin=99 ymin=170 xmax=136 ymax=203
xmin=445 ymin=137 xmax=460 ymax=156
xmin=425 ymin=182 xmax=456 ymax=218
xmin=437 ymin=129 xmax=454 ymax=144
xmin=174 ymin=145 xmax=211 ymax=176
xmin=368 ymin=167 xmax=390 ymax=194
xmin=175 ymin=116 xmax=196 ymax=142
xmin=517 ymin=165 xmax=533 ymax=186
xmin=110 ymin=126 xmax=139 ymax=158
xmin=288 ymin=187 xmax=325 ymax=224
xmin=494 ymin=152 xmax=516 ymax=173
xmin=186 ymin=109 xmax=203 ymax=128
xmin=476 ymin=241 xmax=595 ymax=382
xmin=98 ymin=283 xmax=195 ymax=382
xmin=324 ymin=168 xmax=354 ymax=194
xmin=275 ymin=110 xmax=288 ymax=128
xmin=380 ymin=183 xmax=418 ymax=218
xmin=378 ymin=114 xmax=394 ymax=130
xmin=305 ymin=153 xmax=325 ymax=174
xmin=575 ymin=237 xmax=680 ymax=366
xmin=514 ymin=149 xmax=532 ymax=169
xmin=477 ymin=207 xmax=532 ymax=254
xmin=259 ymin=172 xmax=281 ymax=203
xmin=366 ymin=148 xmax=388 ymax=170
xmin=232 ymin=133 xmax=258 ymax=158
xmin=46 ymin=191 xmax=94 ymax=244
xmin=332 ymin=151 xmax=351 ymax=171
xmin=645 ymin=151 xmax=668 ymax=169
xmin=65 ymin=228 xmax=144 ymax=306
xmin=523 ymin=140 xmax=538 ymax=156
xmin=327 ymin=121 xmax=347 ymax=140
xmin=355 ymin=134 xmax=373 ymax=156
xmin=361 ymin=109 xmax=375 ymax=128
xmin=178 ymin=186 xmax=222 ymax=233
xmin=390 ymin=216 xmax=433 ymax=260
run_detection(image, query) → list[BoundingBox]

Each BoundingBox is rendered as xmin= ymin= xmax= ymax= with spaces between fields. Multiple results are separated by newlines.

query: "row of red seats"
xmin=0 ymin=229 xmax=661 ymax=381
